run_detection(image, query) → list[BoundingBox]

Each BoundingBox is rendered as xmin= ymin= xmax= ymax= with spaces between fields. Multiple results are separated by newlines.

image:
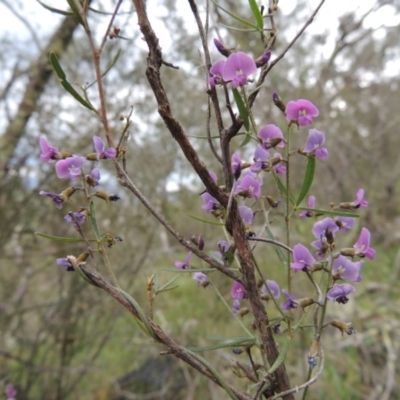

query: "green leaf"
xmin=211 ymin=0 xmax=259 ymax=31
xmin=156 ymin=274 xmax=181 ymax=293
xmin=89 ymin=201 xmax=101 ymax=240
xmin=248 ymin=0 xmax=264 ymax=30
xmin=219 ymin=24 xmax=259 ymax=32
xmin=88 ymin=7 xmax=132 ymax=15
xmin=75 ymin=267 xmax=100 ymax=287
xmin=60 ymin=81 xmax=97 ymax=112
xmin=36 ymin=0 xmax=73 ymax=16
xmin=267 ymin=337 xmax=291 ymax=374
xmin=87 ymin=49 xmax=122 ymax=89
xmin=264 ymin=225 xmax=287 ymax=265
xmin=296 ymin=156 xmax=316 ymax=207
xmin=35 ymin=231 xmax=95 ymax=243
xmin=239 ymin=133 xmax=252 ymax=148
xmin=187 ymin=134 xmax=220 ymax=139
xmin=232 ymin=88 xmax=249 ymax=131
xmin=274 ymin=175 xmax=295 ymax=205
xmin=188 ymin=214 xmax=224 ymax=226
xmin=66 ymin=0 xmax=85 ymax=25
xmin=297 ymin=207 xmax=360 ymax=218
xmin=49 ymin=52 xmax=66 ymax=80
xmin=188 ymin=338 xmax=256 ymax=352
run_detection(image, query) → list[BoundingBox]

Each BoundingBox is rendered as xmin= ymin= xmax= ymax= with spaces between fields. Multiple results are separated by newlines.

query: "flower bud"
xmin=94 ymin=191 xmax=121 ymax=203
xmin=340 ymin=248 xmax=356 ymax=257
xmin=237 ymin=307 xmax=249 ymax=317
xmin=255 ymin=50 xmax=272 ymax=68
xmin=213 ymin=38 xmax=231 ymax=57
xmin=330 ymin=319 xmax=356 ymax=336
xmin=272 ymin=92 xmax=286 ymax=113
xmin=86 ymin=152 xmax=99 ymax=161
xmin=307 ymin=339 xmax=320 ymax=369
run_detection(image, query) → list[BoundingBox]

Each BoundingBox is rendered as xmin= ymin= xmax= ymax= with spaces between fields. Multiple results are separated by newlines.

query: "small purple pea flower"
xmin=286 ymin=99 xmax=319 ymax=126
xmin=55 ymin=155 xmax=86 ymax=180
xmin=281 ymin=289 xmax=299 ymax=311
xmin=213 ymin=38 xmax=231 ymax=57
xmin=255 ymin=50 xmax=272 ymax=68
xmin=261 ymin=280 xmax=280 ymax=299
xmin=40 ymin=137 xmax=59 ymax=163
xmin=299 ymin=195 xmax=316 ymax=218
xmin=201 ymin=192 xmax=220 ymax=213
xmin=353 ymin=227 xmax=376 ymax=260
xmin=208 ymin=60 xmax=226 ymax=86
xmin=93 ymin=135 xmax=117 ymax=159
xmin=175 ymin=251 xmax=192 ymax=269
xmin=271 ymin=153 xmax=286 ymax=175
xmin=56 ymin=257 xmax=75 ymax=272
xmin=326 ymin=283 xmax=355 ymax=304
xmin=39 ymin=191 xmax=64 ymax=209
xmin=86 ymin=167 xmax=100 ymax=187
xmin=235 ymin=173 xmax=262 ymax=199
xmin=222 ymin=52 xmax=257 ymax=88
xmin=5 ymin=384 xmax=17 ymax=400
xmin=193 ymin=272 xmax=209 ymax=287
xmin=231 ymin=152 xmax=242 ymax=179
xmin=64 ymin=210 xmax=87 ymax=227
xmin=238 ymin=205 xmax=253 ymax=225
xmin=291 ymin=243 xmax=316 ymax=271
xmin=231 ymin=281 xmax=246 ymax=300
xmin=257 ymin=124 xmax=284 ymax=149
xmin=251 ymin=145 xmax=270 ymax=173
xmin=312 ymin=217 xmax=339 ymax=240
xmin=335 ymin=216 xmax=355 ymax=232
xmin=303 ymin=129 xmax=328 ymax=160
xmin=332 ymin=255 xmax=363 ymax=282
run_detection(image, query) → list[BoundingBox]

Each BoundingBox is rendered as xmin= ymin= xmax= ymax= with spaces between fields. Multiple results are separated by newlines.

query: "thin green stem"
xmin=285 ymin=124 xmax=292 ymax=291
xmin=99 ymin=242 xmax=121 ymax=288
xmin=240 ymin=86 xmax=258 ymax=134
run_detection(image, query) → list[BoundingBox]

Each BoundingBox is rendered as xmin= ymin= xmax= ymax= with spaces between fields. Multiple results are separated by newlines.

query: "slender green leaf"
xmin=248 ymin=0 xmax=263 ymax=30
xmin=264 ymin=225 xmax=287 ymax=264
xmin=211 ymin=0 xmax=259 ymax=31
xmin=232 ymin=88 xmax=249 ymax=131
xmin=60 ymin=81 xmax=97 ymax=112
xmin=35 ymin=231 xmax=95 ymax=243
xmin=187 ymin=134 xmax=220 ymax=139
xmin=75 ymin=267 xmax=100 ymax=287
xmin=49 ymin=52 xmax=66 ymax=80
xmin=36 ymin=0 xmax=73 ymax=16
xmin=156 ymin=274 xmax=181 ymax=293
xmin=220 ymin=23 xmax=259 ymax=32
xmin=66 ymin=0 xmax=85 ymax=25
xmin=296 ymin=156 xmax=316 ymax=206
xmin=297 ymin=207 xmax=360 ymax=218
xmin=239 ymin=133 xmax=252 ymax=148
xmin=267 ymin=337 xmax=291 ymax=374
xmin=188 ymin=214 xmax=224 ymax=226
xmin=188 ymin=339 xmax=256 ymax=352
xmin=275 ymin=175 xmax=295 ymax=205
xmin=87 ymin=49 xmax=122 ymax=89
xmin=89 ymin=201 xmax=101 ymax=240
xmin=88 ymin=7 xmax=132 ymax=15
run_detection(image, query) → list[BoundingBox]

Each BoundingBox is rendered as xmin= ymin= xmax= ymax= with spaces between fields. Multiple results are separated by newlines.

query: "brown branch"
xmin=0 ymin=14 xmax=80 ymax=181
xmin=80 ymin=265 xmax=251 ymax=400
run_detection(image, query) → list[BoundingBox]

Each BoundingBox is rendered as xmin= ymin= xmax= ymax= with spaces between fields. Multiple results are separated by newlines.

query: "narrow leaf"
xmin=75 ymin=266 xmax=100 ymax=287
xmin=297 ymin=207 xmax=360 ymax=218
xmin=66 ymin=0 xmax=85 ymax=25
xmin=274 ymin=175 xmax=295 ymax=205
xmin=188 ymin=214 xmax=224 ymax=226
xmin=296 ymin=157 xmax=316 ymax=206
xmin=89 ymin=201 xmax=101 ymax=240
xmin=35 ymin=231 xmax=95 ymax=243
xmin=88 ymin=7 xmax=132 ymax=15
xmin=264 ymin=225 xmax=287 ymax=264
xmin=232 ymin=88 xmax=249 ymax=131
xmin=211 ymin=0 xmax=259 ymax=31
xmin=239 ymin=133 xmax=252 ymax=148
xmin=248 ymin=0 xmax=264 ymax=30
xmin=87 ymin=49 xmax=122 ymax=89
xmin=188 ymin=339 xmax=255 ymax=352
xmin=156 ymin=274 xmax=181 ymax=293
xmin=267 ymin=337 xmax=291 ymax=374
xmin=49 ymin=52 xmax=66 ymax=80
xmin=36 ymin=0 xmax=73 ymax=16
xmin=60 ymin=81 xmax=97 ymax=112
xmin=220 ymin=23 xmax=259 ymax=32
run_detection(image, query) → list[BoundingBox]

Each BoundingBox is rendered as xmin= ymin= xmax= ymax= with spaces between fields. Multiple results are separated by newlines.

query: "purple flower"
xmin=335 ymin=216 xmax=355 ymax=232
xmin=222 ymin=52 xmax=257 ymax=88
xmin=93 ymin=135 xmax=117 ymax=159
xmin=56 ymin=258 xmax=75 ymax=272
xmin=332 ymin=255 xmax=363 ymax=282
xmin=5 ymin=384 xmax=17 ymax=400
xmin=208 ymin=60 xmax=226 ymax=86
xmin=286 ymin=99 xmax=319 ymax=126
xmin=234 ymin=173 xmax=262 ymax=199
xmin=239 ymin=205 xmax=253 ymax=225
xmin=312 ymin=217 xmax=339 ymax=239
xmin=64 ymin=211 xmax=87 ymax=227
xmin=272 ymin=152 xmax=286 ymax=175
xmin=218 ymin=240 xmax=231 ymax=254
xmin=231 ymin=281 xmax=246 ymax=299
xmin=231 ymin=152 xmax=242 ymax=178
xmin=209 ymin=171 xmax=218 ymax=183
xmin=39 ymin=191 xmax=64 ymax=209
xmin=281 ymin=289 xmax=298 ymax=311
xmin=299 ymin=195 xmax=316 ymax=218
xmin=304 ymin=129 xmax=328 ymax=160
xmin=352 ymin=189 xmax=368 ymax=208
xmin=291 ymin=243 xmax=316 ymax=271
xmin=193 ymin=272 xmax=209 ymax=287
xmin=251 ymin=145 xmax=270 ymax=173
xmin=261 ymin=280 xmax=280 ymax=299
xmin=232 ymin=299 xmax=241 ymax=314
xmin=55 ymin=155 xmax=85 ymax=180
xmin=40 ymin=137 xmax=59 ymax=163
xmin=201 ymin=192 xmax=220 ymax=213
xmin=326 ymin=283 xmax=355 ymax=304
xmin=87 ymin=167 xmax=100 ymax=187
xmin=213 ymin=38 xmax=231 ymax=57
xmin=257 ymin=124 xmax=284 ymax=148
xmin=353 ymin=228 xmax=376 ymax=260
xmin=175 ymin=251 xmax=192 ymax=269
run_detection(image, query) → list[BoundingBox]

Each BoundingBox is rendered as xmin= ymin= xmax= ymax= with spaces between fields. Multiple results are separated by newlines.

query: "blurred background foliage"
xmin=0 ymin=0 xmax=400 ymax=399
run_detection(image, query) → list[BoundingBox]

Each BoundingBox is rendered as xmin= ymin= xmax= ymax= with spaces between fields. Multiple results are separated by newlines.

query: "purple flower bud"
xmin=299 ymin=195 xmax=316 ymax=218
xmin=5 ymin=384 xmax=17 ymax=400
xmin=231 ymin=281 xmax=246 ymax=299
xmin=286 ymin=99 xmax=319 ymax=126
xmin=193 ymin=272 xmax=209 ymax=287
xmin=256 ymin=50 xmax=272 ymax=67
xmin=353 ymin=227 xmax=376 ymax=260
xmin=231 ymin=152 xmax=242 ymax=179
xmin=352 ymin=189 xmax=368 ymax=208
xmin=238 ymin=205 xmax=253 ymax=225
xmin=222 ymin=52 xmax=257 ymax=88
xmin=40 ymin=137 xmax=59 ymax=163
xmin=213 ymin=38 xmax=231 ymax=57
